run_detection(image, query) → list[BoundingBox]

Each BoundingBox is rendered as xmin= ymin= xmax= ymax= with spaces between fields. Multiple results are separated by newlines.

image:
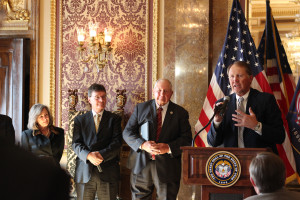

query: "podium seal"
xmin=205 ymin=151 xmax=241 ymax=188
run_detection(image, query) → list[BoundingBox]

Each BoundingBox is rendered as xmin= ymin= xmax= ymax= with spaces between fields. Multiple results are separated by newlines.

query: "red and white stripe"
xmin=266 ymin=58 xmax=297 ymax=181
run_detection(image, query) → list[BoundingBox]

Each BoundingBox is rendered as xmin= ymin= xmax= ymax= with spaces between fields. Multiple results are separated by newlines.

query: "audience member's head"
xmin=249 ymin=152 xmax=286 ymax=194
xmin=0 ymin=140 xmax=70 ymax=200
xmin=0 ymin=114 xmax=15 ymax=145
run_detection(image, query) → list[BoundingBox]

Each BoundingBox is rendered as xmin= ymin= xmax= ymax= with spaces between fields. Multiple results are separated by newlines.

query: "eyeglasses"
xmin=155 ymin=89 xmax=171 ymax=94
xmin=92 ymin=95 xmax=106 ymax=101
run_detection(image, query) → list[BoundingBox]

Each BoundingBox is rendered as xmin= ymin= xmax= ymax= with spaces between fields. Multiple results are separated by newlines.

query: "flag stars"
xmin=246 ymin=60 xmax=250 ymax=64
xmin=225 ymin=44 xmax=229 ymax=49
xmin=241 ymin=39 xmax=245 ymax=44
xmin=235 ymin=37 xmax=239 ymax=42
xmin=229 ymin=26 xmax=233 ymax=31
xmin=239 ymin=57 xmax=243 ymax=61
xmin=224 ymin=54 xmax=227 ymax=59
xmin=243 ymin=30 xmax=247 ymax=35
xmin=233 ymin=8 xmax=237 ymax=12
xmin=222 ymin=64 xmax=225 ymax=68
xmin=237 ymin=18 xmax=240 ymax=23
xmin=249 ymin=42 xmax=253 ymax=46
xmin=244 ymin=21 xmax=247 ymax=25
xmin=248 ymin=51 xmax=252 ymax=55
xmin=255 ymin=53 xmax=259 ymax=58
xmin=240 ymin=48 xmax=244 ymax=53
xmin=238 ymin=10 xmax=241 ymax=14
xmin=220 ymin=73 xmax=224 ymax=78
xmin=234 ymin=46 xmax=238 ymax=51
xmin=228 ymin=35 xmax=231 ymax=40
xmin=255 ymin=62 xmax=259 ymax=67
xmin=227 ymin=84 xmax=231 ymax=89
xmin=237 ymin=28 xmax=240 ymax=32
xmin=231 ymin=56 xmax=236 ymax=61
xmin=231 ymin=16 xmax=235 ymax=21
xmin=218 ymin=62 xmax=220 ymax=66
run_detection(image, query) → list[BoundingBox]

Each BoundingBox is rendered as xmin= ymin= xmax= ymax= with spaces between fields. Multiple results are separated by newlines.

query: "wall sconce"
xmin=77 ymin=22 xmax=112 ymax=72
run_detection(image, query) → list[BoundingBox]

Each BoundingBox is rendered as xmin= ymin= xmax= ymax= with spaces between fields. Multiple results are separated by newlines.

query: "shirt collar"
xmin=92 ymin=109 xmax=104 ymax=117
xmin=155 ymin=101 xmax=169 ymax=111
xmin=235 ymin=90 xmax=250 ymax=101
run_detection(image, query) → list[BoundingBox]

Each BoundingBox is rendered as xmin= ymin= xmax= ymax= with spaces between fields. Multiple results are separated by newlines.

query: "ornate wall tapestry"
xmin=59 ymin=0 xmax=149 ymax=132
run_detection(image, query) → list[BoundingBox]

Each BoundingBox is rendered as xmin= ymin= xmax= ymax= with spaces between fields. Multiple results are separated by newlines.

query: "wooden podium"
xmin=181 ymin=147 xmax=270 ymax=200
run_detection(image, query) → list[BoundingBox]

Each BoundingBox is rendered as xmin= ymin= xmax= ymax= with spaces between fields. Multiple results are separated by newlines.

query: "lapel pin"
xmin=170 ymin=111 xmax=173 ymax=115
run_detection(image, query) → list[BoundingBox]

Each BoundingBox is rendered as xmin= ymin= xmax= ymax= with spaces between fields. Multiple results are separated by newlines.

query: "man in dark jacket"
xmin=72 ymin=83 xmax=122 ymax=200
xmin=123 ymin=79 xmax=192 ymax=200
xmin=207 ymin=61 xmax=285 ymax=153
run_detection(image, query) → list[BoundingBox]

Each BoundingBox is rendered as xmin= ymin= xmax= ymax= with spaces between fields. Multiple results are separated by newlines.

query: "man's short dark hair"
xmin=88 ymin=83 xmax=106 ymax=97
xmin=249 ymin=152 xmax=285 ymax=193
xmin=227 ymin=61 xmax=253 ymax=76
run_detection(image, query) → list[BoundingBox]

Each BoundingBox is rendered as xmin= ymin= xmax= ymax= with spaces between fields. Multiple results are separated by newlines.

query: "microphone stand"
xmin=192 ymin=112 xmax=216 ymax=147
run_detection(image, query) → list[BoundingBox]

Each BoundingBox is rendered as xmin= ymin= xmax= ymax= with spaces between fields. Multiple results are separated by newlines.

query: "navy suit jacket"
xmin=207 ymin=88 xmax=285 ymax=153
xmin=122 ymin=100 xmax=192 ymax=183
xmin=72 ymin=110 xmax=122 ymax=183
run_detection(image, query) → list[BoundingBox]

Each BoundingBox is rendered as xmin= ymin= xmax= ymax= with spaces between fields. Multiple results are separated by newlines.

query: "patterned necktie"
xmin=156 ymin=107 xmax=163 ymax=141
xmin=152 ymin=107 xmax=163 ymax=160
xmin=237 ymin=97 xmax=244 ymax=147
xmin=95 ymin=114 xmax=101 ymax=133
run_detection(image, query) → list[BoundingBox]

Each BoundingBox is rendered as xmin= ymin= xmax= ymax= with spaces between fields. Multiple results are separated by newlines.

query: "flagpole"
xmin=270 ymin=10 xmax=291 ymax=109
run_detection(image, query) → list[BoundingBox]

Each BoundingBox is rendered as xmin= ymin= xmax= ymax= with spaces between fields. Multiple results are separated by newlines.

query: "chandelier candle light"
xmin=77 ymin=22 xmax=112 ymax=71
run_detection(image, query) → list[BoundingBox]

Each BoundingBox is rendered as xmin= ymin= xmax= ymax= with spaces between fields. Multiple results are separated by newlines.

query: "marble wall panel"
xmin=164 ymin=0 xmax=210 ymax=137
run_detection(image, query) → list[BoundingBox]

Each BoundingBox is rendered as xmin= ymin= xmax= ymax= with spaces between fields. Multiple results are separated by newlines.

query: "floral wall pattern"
xmin=60 ymin=0 xmax=147 ymax=131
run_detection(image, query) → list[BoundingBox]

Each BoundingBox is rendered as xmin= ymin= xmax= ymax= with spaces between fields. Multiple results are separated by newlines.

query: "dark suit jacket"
xmin=207 ymin=88 xmax=285 ymax=153
xmin=21 ymin=126 xmax=64 ymax=164
xmin=123 ymin=100 xmax=192 ymax=183
xmin=0 ymin=114 xmax=15 ymax=145
xmin=72 ymin=110 xmax=122 ymax=184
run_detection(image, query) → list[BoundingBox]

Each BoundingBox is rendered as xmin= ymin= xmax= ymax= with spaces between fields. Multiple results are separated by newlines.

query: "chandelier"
xmin=77 ymin=22 xmax=112 ymax=72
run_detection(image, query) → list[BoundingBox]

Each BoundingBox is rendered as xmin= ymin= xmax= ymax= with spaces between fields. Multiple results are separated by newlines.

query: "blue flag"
xmin=286 ymin=79 xmax=300 ymax=178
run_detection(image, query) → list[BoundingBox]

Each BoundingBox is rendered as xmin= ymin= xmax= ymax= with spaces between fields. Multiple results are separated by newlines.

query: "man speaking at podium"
xmin=207 ymin=61 xmax=285 ymax=153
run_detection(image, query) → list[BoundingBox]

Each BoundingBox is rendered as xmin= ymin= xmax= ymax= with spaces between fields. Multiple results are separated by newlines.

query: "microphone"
xmin=214 ymin=96 xmax=230 ymax=116
xmin=192 ymin=96 xmax=230 ymax=147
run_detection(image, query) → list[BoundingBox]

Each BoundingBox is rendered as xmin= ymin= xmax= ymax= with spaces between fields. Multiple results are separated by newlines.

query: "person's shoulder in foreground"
xmin=244 ymin=188 xmax=300 ymax=200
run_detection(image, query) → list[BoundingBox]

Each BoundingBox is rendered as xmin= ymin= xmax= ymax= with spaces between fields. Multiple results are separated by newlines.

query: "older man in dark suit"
xmin=123 ymin=79 xmax=192 ymax=200
xmin=72 ymin=83 xmax=122 ymax=200
xmin=0 ymin=114 xmax=15 ymax=145
xmin=207 ymin=61 xmax=285 ymax=153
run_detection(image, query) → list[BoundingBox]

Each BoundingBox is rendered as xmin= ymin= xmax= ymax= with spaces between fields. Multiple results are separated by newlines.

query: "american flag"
xmin=194 ymin=0 xmax=271 ymax=147
xmin=256 ymin=0 xmax=297 ymax=182
xmin=286 ymin=79 xmax=300 ymax=183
